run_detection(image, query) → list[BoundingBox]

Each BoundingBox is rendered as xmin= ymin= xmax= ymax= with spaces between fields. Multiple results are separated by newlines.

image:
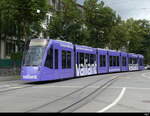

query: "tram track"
xmin=59 ymin=77 xmax=119 ymax=112
xmin=0 ymin=72 xmax=125 ymax=95
xmin=0 ymin=76 xmax=103 ymax=94
xmin=26 ymin=73 xmax=125 ymax=112
xmin=0 ymin=80 xmax=37 ymax=94
xmin=0 ymin=84 xmax=33 ymax=94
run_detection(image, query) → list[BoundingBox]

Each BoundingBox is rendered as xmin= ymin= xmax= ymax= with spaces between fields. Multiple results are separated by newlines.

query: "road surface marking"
xmin=10 ymin=86 xmax=25 ymax=89
xmin=109 ymin=86 xmax=150 ymax=90
xmin=98 ymin=87 xmax=126 ymax=112
xmin=141 ymin=73 xmax=150 ymax=79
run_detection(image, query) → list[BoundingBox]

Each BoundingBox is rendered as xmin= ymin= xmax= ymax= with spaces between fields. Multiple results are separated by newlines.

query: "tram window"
xmin=122 ymin=57 xmax=124 ymax=66
xmin=117 ymin=56 xmax=119 ymax=66
xmin=100 ymin=55 xmax=106 ymax=67
xmin=103 ymin=55 xmax=106 ymax=66
xmin=139 ymin=59 xmax=141 ymax=66
xmin=45 ymin=47 xmax=53 ymax=68
xmin=135 ymin=58 xmax=136 ymax=64
xmin=93 ymin=55 xmax=96 ymax=64
xmin=124 ymin=57 xmax=126 ymax=66
xmin=90 ymin=54 xmax=96 ymax=65
xmin=80 ymin=53 xmax=84 ymax=65
xmin=62 ymin=50 xmax=72 ymax=69
xmin=132 ymin=58 xmax=136 ymax=64
xmin=129 ymin=58 xmax=132 ymax=64
xmin=67 ymin=51 xmax=71 ymax=68
xmin=122 ymin=57 xmax=126 ymax=66
xmin=55 ymin=49 xmax=58 ymax=69
xmin=133 ymin=58 xmax=135 ymax=64
xmin=113 ymin=56 xmax=116 ymax=66
xmin=77 ymin=52 xmax=79 ymax=65
xmin=100 ymin=55 xmax=103 ymax=67
xmin=85 ymin=53 xmax=90 ymax=64
xmin=141 ymin=59 xmax=144 ymax=66
xmin=109 ymin=56 xmax=113 ymax=66
xmin=140 ymin=59 xmax=143 ymax=66
xmin=62 ymin=50 xmax=67 ymax=69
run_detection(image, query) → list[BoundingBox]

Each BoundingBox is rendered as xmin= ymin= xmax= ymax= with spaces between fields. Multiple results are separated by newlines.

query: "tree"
xmin=83 ymin=0 xmax=118 ymax=48
xmin=13 ymin=0 xmax=49 ymax=40
xmin=136 ymin=19 xmax=150 ymax=64
xmin=124 ymin=19 xmax=145 ymax=53
xmin=108 ymin=20 xmax=129 ymax=50
xmin=0 ymin=0 xmax=49 ymax=42
xmin=48 ymin=0 xmax=86 ymax=44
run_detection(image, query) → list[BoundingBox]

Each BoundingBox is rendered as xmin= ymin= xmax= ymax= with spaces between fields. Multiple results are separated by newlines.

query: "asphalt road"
xmin=0 ymin=70 xmax=149 ymax=112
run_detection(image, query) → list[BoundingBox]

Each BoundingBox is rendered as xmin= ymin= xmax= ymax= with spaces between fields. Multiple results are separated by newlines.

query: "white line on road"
xmin=98 ymin=87 xmax=126 ymax=113
xmin=141 ymin=73 xmax=150 ymax=79
xmin=109 ymin=86 xmax=150 ymax=90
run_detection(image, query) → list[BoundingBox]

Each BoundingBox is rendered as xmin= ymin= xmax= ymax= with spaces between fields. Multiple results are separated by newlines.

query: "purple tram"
xmin=21 ymin=38 xmax=144 ymax=82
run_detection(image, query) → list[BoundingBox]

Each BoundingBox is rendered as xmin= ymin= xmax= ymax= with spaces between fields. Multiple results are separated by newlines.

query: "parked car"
xmin=145 ymin=65 xmax=150 ymax=70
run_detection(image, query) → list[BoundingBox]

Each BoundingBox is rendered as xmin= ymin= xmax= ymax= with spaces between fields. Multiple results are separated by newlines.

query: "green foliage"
xmin=10 ymin=52 xmax=23 ymax=67
xmin=10 ymin=52 xmax=23 ymax=61
xmin=83 ymin=0 xmax=119 ymax=48
xmin=0 ymin=0 xmax=49 ymax=41
xmin=48 ymin=0 xmax=86 ymax=44
xmin=1 ymin=0 xmax=150 ymax=64
xmin=108 ymin=21 xmax=129 ymax=50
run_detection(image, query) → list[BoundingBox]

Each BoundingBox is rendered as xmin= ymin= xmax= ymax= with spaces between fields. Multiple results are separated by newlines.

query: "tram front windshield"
xmin=23 ymin=46 xmax=45 ymax=66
